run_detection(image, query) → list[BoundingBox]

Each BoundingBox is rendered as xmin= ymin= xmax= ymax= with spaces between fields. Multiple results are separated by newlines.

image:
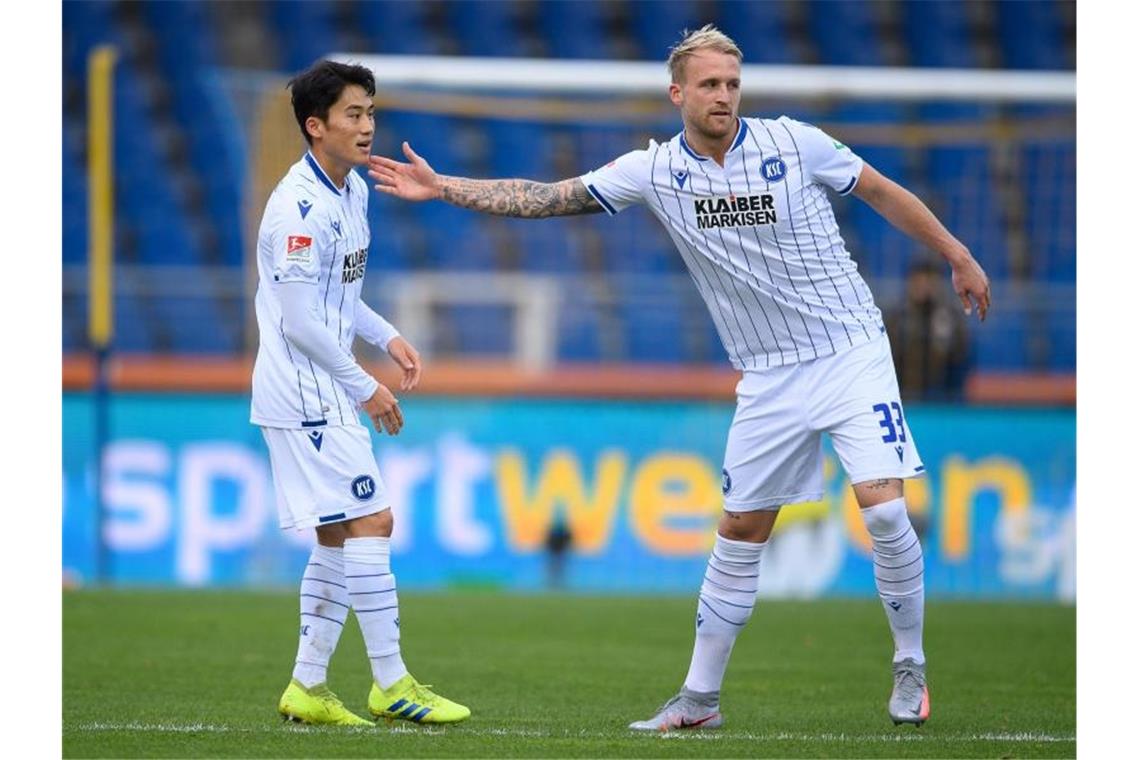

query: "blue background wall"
xmin=63 ymin=394 xmax=1074 ymax=599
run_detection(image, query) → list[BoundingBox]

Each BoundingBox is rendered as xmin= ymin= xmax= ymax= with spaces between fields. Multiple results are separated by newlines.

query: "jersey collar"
xmin=304 ymin=151 xmax=346 ymax=196
xmin=679 ymin=118 xmax=750 ymax=161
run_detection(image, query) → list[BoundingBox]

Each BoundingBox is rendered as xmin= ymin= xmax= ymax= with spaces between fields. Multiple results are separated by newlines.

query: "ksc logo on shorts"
xmin=761 ymin=157 xmax=787 ymax=183
xmin=722 ymin=468 xmax=733 ymax=495
xmin=351 ymin=475 xmax=376 ymax=501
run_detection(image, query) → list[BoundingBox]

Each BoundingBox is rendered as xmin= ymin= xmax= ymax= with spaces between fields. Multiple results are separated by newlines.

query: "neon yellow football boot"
xmin=278 ymin=679 xmax=372 ymax=726
xmin=368 ymin=674 xmax=471 ymax=724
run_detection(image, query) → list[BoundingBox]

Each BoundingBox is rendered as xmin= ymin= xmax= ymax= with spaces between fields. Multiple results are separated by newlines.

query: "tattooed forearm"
xmin=437 ymin=176 xmax=603 ymax=218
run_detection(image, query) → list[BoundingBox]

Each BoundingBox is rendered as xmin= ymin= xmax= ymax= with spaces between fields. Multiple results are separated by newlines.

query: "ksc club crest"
xmin=351 ymin=475 xmax=376 ymax=501
xmin=761 ymin=157 xmax=788 ymax=183
xmin=722 ymin=468 xmax=733 ymax=495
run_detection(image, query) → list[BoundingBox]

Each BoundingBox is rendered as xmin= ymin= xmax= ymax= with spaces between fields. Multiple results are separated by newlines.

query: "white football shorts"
xmin=721 ymin=335 xmax=924 ymax=512
xmin=261 ymin=422 xmax=387 ymax=530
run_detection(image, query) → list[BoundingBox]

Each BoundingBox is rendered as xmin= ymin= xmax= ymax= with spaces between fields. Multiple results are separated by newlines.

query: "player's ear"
xmin=668 ymin=83 xmax=683 ymax=107
xmin=304 ymin=115 xmax=324 ymax=142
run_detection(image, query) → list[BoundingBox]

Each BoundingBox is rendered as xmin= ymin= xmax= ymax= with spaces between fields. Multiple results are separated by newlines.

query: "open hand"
xmin=369 ymin=142 xmax=440 ymax=202
xmin=386 ymin=336 xmax=422 ymax=391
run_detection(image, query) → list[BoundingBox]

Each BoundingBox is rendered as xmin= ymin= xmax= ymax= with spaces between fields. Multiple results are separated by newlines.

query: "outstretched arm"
xmin=369 ymin=142 xmax=603 ymax=218
xmin=853 ymin=163 xmax=991 ymax=321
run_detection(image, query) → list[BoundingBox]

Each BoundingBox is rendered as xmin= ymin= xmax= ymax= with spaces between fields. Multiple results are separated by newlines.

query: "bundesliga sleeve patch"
xmin=285 ymin=235 xmax=313 ymax=264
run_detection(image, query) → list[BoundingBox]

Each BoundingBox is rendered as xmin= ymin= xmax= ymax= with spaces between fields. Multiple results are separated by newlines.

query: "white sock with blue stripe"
xmin=344 ymin=536 xmax=409 ymax=689
xmin=292 ymin=545 xmax=350 ymax=688
xmin=683 ymin=534 xmax=766 ymax=694
xmin=861 ymin=497 xmax=925 ymax=665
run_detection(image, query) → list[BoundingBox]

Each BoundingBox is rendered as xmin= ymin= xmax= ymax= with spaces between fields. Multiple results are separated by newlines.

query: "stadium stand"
xmin=61 ymin=0 xmax=1075 ymax=376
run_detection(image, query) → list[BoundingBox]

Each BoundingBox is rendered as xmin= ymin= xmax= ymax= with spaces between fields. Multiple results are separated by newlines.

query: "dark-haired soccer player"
xmin=252 ymin=59 xmax=469 ymax=726
xmin=370 ymin=25 xmax=991 ymax=731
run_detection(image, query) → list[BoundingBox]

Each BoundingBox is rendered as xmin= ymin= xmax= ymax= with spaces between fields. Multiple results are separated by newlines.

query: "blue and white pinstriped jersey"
xmin=580 ymin=116 xmax=884 ymax=371
xmin=251 ymin=153 xmax=372 ymax=428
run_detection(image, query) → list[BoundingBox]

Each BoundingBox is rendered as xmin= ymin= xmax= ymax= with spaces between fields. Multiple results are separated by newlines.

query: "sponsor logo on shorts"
xmin=721 ymin=468 xmax=732 ymax=495
xmin=351 ymin=474 xmax=376 ymax=501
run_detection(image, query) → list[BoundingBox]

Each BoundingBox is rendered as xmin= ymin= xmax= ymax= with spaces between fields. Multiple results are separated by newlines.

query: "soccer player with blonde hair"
xmin=370 ymin=25 xmax=990 ymax=730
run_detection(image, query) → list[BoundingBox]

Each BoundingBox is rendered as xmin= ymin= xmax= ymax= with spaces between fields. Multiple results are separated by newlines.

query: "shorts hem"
xmin=280 ymin=502 xmax=389 ymax=531
xmin=724 ymin=490 xmax=824 ymax=512
xmin=847 ymin=467 xmax=927 ymax=485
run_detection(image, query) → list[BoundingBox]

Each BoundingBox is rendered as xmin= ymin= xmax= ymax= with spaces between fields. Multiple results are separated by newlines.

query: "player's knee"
xmin=717 ymin=510 xmax=774 ymax=543
xmin=345 ymin=508 xmax=394 ymax=538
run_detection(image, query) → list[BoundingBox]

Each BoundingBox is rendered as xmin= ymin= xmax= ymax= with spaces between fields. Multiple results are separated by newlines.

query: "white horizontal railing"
xmin=335 ymin=54 xmax=1076 ymax=104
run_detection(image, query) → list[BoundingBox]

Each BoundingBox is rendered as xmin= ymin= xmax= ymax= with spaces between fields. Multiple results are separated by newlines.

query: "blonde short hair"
xmin=666 ymin=24 xmax=743 ymax=83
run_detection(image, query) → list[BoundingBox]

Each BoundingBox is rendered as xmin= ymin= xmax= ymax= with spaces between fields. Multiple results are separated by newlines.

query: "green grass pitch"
xmin=63 ymin=590 xmax=1074 ymax=758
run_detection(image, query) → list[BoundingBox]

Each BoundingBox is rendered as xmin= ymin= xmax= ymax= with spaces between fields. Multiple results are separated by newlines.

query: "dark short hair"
xmin=287 ymin=60 xmax=376 ymax=145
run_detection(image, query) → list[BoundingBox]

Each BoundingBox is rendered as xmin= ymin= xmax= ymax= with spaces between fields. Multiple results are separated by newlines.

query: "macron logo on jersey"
xmin=286 ymin=235 xmax=313 ymax=264
xmin=694 ymin=194 xmax=777 ymax=230
xmin=297 ymin=198 xmax=312 ymax=219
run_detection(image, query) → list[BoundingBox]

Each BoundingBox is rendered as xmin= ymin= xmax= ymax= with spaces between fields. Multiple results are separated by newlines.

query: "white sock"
xmin=862 ymin=497 xmax=926 ymax=665
xmin=292 ymin=545 xmax=350 ymax=688
xmin=343 ymin=536 xmax=408 ymax=689
xmin=683 ymin=534 xmax=766 ymax=694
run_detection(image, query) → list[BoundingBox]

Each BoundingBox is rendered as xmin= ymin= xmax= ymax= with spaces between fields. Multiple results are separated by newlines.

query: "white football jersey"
xmin=251 ymin=152 xmax=372 ymax=428
xmin=581 ymin=116 xmax=884 ymax=370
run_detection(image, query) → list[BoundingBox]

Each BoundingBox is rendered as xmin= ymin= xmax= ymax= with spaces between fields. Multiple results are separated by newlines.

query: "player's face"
xmin=669 ymin=50 xmax=742 ymax=142
xmin=307 ymin=84 xmax=375 ymax=167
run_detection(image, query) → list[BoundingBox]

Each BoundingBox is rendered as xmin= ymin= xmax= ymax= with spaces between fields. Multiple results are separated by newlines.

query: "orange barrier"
xmin=62 ymin=354 xmax=1075 ymax=405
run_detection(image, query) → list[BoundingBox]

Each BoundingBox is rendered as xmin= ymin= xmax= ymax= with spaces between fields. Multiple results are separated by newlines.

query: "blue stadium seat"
xmin=486 ymin=121 xmax=552 ymax=179
xmin=147 ymin=270 xmax=240 ymax=353
xmin=1022 ymin=142 xmax=1076 ymax=282
xmin=445 ymin=0 xmax=521 ymax=57
xmin=557 ymin=292 xmax=605 ymax=361
xmin=903 ymin=0 xmax=978 ymax=68
xmin=511 ymin=218 xmax=588 ymax=274
xmin=1043 ymin=306 xmax=1075 ymax=371
xmin=540 ymin=0 xmax=610 ymax=59
xmin=445 ymin=304 xmax=515 ymax=355
xmin=265 ymin=0 xmax=343 ymax=72
xmin=616 ymin=276 xmax=687 ymax=362
xmin=973 ymin=309 xmax=1029 ymax=370
xmin=133 ymin=217 xmax=199 ymax=266
xmin=113 ymin=292 xmax=158 ymax=353
xmin=357 ymin=0 xmax=437 ymax=55
xmin=806 ymin=0 xmax=884 ymax=66
xmin=629 ymin=1 xmax=706 ymax=60
xmin=717 ymin=0 xmax=796 ymax=64
xmin=996 ymin=0 xmax=1065 ymax=70
xmin=917 ymin=103 xmax=1009 ymax=282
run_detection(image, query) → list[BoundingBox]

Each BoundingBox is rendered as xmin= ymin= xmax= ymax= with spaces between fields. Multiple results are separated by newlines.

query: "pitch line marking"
xmin=71 ymin=722 xmax=1075 ymax=743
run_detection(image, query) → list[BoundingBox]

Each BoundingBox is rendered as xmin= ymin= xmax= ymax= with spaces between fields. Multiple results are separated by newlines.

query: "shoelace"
xmin=409 ymin=682 xmax=440 ymax=705
xmin=893 ymin=668 xmax=924 ymax=701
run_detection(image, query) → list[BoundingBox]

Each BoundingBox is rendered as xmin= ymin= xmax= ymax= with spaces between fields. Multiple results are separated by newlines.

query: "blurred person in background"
xmin=370 ymin=25 xmax=989 ymax=731
xmin=252 ymin=59 xmax=469 ymax=727
xmin=886 ymin=257 xmax=971 ymax=401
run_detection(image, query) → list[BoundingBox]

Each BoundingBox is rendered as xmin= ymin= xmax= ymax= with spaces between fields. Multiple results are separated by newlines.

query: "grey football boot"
xmin=628 ymin=687 xmax=723 ymax=732
xmin=888 ymin=658 xmax=930 ymax=726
